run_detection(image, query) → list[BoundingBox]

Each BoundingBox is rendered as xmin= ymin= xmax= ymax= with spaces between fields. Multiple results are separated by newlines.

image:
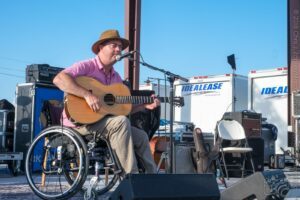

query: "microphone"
xmin=115 ymin=51 xmax=135 ymax=61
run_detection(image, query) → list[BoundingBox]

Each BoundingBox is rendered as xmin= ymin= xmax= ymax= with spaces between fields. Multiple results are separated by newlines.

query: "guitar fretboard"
xmin=103 ymin=94 xmax=176 ymax=105
xmin=115 ymin=96 xmax=154 ymax=104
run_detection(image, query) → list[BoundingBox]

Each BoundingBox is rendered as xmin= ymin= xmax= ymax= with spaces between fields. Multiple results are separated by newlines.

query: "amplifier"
xmin=180 ymin=131 xmax=214 ymax=149
xmin=174 ymin=144 xmax=196 ymax=174
xmin=221 ymin=170 xmax=290 ymax=200
xmin=223 ymin=111 xmax=262 ymax=138
xmin=26 ymin=64 xmax=64 ymax=84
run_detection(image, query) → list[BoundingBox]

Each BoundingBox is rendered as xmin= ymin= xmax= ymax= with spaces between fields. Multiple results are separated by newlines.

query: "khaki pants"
xmin=75 ymin=115 xmax=156 ymax=174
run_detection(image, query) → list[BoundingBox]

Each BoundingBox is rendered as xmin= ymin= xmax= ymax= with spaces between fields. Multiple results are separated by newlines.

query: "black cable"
xmin=0 ymin=72 xmax=23 ymax=78
xmin=0 ymin=56 xmax=34 ymax=64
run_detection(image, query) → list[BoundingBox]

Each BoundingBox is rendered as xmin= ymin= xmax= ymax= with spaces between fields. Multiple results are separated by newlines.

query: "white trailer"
xmin=248 ymin=67 xmax=288 ymax=154
xmin=174 ymin=74 xmax=248 ymax=134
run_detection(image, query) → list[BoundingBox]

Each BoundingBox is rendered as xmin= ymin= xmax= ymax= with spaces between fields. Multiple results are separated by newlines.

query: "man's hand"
xmin=144 ymin=95 xmax=160 ymax=110
xmin=84 ymin=92 xmax=101 ymax=112
xmin=53 ymin=72 xmax=102 ymax=113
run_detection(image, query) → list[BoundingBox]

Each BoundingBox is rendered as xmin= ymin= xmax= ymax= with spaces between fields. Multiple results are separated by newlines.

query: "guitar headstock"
xmin=173 ymin=96 xmax=184 ymax=107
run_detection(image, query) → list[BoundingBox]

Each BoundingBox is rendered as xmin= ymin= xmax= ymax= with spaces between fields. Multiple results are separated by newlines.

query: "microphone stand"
xmin=139 ymin=60 xmax=188 ymax=173
xmin=232 ymin=68 xmax=236 ymax=112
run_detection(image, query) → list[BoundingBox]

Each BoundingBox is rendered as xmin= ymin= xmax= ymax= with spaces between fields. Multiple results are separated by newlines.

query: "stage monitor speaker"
xmin=109 ymin=174 xmax=220 ymax=200
xmin=221 ymin=170 xmax=290 ymax=200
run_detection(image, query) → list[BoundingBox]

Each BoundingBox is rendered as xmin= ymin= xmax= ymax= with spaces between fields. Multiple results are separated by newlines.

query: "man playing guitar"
xmin=53 ymin=29 xmax=160 ymax=174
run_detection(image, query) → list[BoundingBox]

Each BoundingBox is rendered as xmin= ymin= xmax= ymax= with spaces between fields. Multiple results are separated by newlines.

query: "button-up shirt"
xmin=61 ymin=56 xmax=123 ymax=127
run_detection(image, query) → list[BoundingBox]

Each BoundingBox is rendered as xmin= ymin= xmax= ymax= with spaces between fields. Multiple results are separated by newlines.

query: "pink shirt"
xmin=62 ymin=56 xmax=123 ymax=127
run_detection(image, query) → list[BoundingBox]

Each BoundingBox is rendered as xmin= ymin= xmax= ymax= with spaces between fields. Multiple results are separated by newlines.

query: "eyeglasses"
xmin=106 ymin=43 xmax=123 ymax=50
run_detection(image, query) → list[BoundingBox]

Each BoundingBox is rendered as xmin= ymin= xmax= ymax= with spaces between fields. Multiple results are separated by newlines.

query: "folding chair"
xmin=217 ymin=119 xmax=255 ymax=179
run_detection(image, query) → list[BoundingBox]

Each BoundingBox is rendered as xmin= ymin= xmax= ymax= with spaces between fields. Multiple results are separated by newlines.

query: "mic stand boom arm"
xmin=139 ymin=60 xmax=188 ymax=173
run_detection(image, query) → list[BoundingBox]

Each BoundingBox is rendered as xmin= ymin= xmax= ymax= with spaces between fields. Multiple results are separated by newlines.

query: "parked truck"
xmin=174 ymin=74 xmax=248 ymax=134
xmin=248 ymin=67 xmax=288 ymax=154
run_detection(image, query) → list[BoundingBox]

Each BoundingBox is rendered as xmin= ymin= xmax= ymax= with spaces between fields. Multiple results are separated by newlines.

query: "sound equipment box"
xmin=174 ymin=144 xmax=196 ymax=174
xmin=221 ymin=170 xmax=290 ymax=200
xmin=109 ymin=174 xmax=220 ymax=200
xmin=223 ymin=111 xmax=262 ymax=138
xmin=14 ymin=82 xmax=64 ymax=170
xmin=173 ymin=132 xmax=215 ymax=174
xmin=26 ymin=64 xmax=64 ymax=84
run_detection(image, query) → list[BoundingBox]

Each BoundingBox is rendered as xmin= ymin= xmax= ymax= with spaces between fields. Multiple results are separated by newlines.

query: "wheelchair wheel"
xmin=64 ymin=137 xmax=121 ymax=196
xmin=25 ymin=126 xmax=89 ymax=200
xmin=86 ymin=137 xmax=121 ymax=195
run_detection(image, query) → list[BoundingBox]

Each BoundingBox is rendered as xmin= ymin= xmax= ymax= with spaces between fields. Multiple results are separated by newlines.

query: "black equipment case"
xmin=26 ymin=64 xmax=64 ymax=84
xmin=14 ymin=82 xmax=64 ymax=170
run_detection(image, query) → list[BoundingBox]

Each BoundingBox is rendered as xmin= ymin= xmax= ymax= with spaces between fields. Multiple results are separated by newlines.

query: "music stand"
xmin=139 ymin=60 xmax=188 ymax=173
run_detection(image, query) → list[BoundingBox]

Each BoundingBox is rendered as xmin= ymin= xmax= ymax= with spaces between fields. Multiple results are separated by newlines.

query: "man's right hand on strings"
xmin=84 ymin=92 xmax=101 ymax=112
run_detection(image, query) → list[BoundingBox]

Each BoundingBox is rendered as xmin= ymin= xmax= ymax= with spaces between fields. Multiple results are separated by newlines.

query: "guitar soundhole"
xmin=104 ymin=94 xmax=115 ymax=106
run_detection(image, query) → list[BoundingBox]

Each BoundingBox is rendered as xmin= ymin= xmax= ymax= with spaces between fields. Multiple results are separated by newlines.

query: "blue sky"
xmin=0 ymin=0 xmax=287 ymax=103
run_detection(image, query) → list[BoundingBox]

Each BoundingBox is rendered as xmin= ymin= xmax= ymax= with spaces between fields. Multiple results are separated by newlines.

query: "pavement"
xmin=0 ymin=166 xmax=299 ymax=200
xmin=0 ymin=171 xmax=114 ymax=200
xmin=0 ymin=178 xmax=114 ymax=200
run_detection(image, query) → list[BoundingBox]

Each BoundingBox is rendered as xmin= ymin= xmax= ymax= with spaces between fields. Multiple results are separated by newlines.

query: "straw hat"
xmin=91 ymin=29 xmax=129 ymax=54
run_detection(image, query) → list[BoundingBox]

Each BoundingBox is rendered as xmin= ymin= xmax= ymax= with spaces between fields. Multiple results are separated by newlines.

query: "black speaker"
xmin=247 ymin=138 xmax=264 ymax=171
xmin=221 ymin=170 xmax=290 ymax=200
xmin=227 ymin=54 xmax=236 ymax=70
xmin=109 ymin=174 xmax=220 ymax=200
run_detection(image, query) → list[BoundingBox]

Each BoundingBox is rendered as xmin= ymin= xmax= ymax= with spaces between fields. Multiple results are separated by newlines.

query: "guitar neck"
xmin=115 ymin=96 xmax=152 ymax=104
xmin=115 ymin=96 xmax=169 ymax=104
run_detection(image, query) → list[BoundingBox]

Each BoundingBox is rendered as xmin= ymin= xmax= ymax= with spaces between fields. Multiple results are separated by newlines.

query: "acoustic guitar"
xmin=65 ymin=76 xmax=184 ymax=124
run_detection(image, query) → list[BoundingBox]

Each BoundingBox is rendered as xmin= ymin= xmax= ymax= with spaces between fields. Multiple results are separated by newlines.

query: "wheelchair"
xmin=25 ymin=95 xmax=160 ymax=200
xmin=25 ymin=125 xmax=122 ymax=200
